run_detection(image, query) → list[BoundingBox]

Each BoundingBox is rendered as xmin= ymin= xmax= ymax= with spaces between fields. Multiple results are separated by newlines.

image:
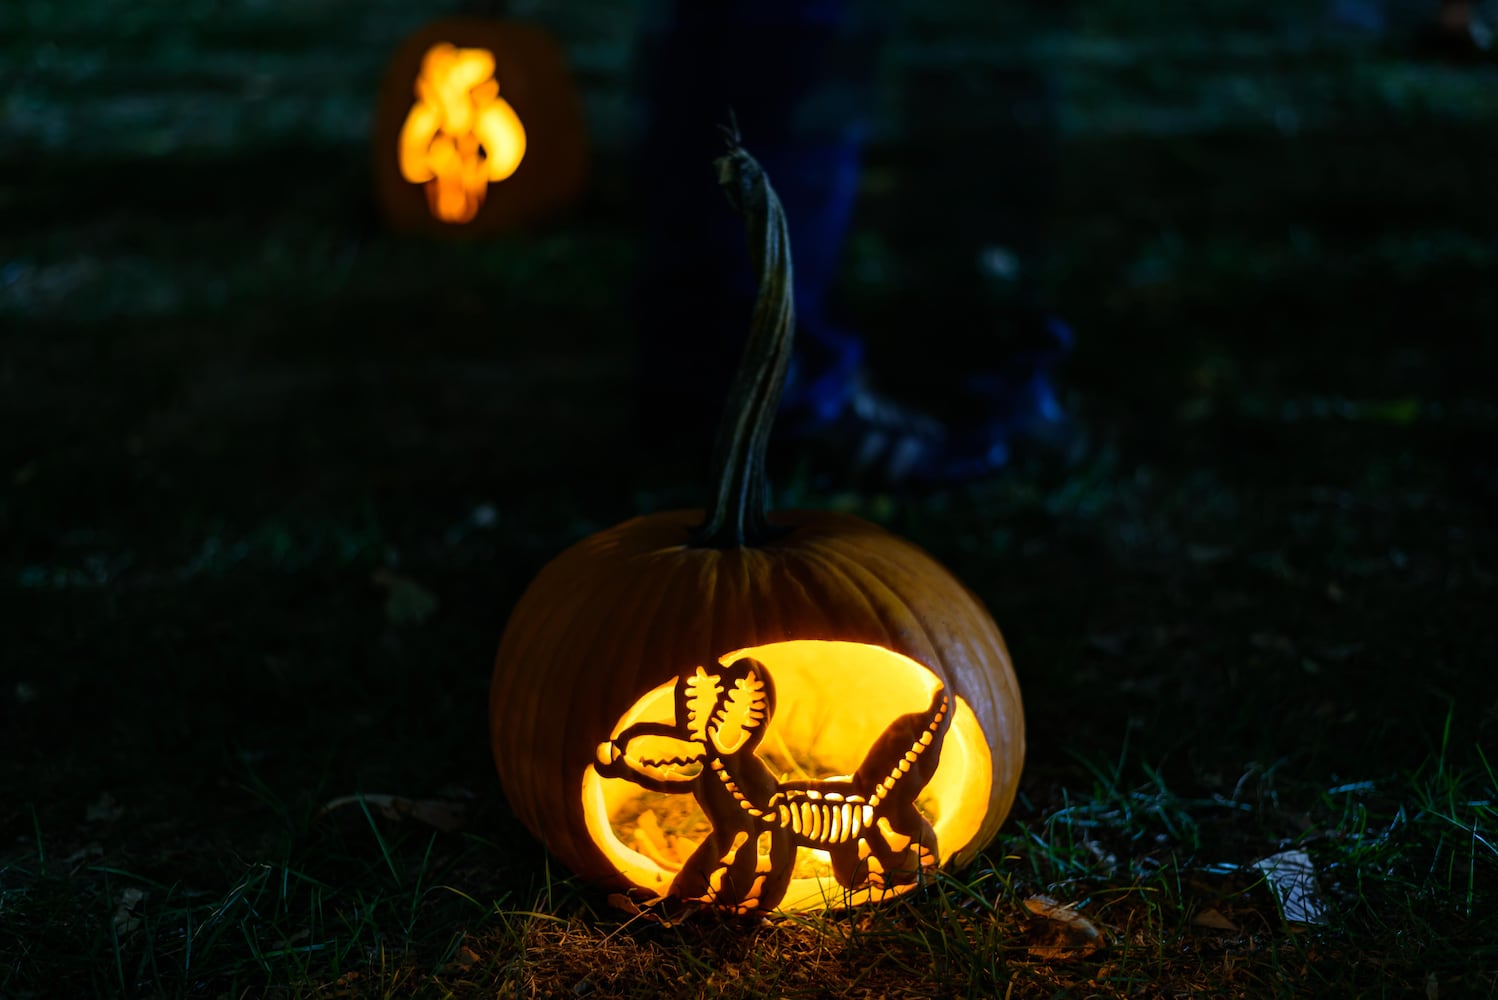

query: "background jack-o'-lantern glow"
xmin=372 ymin=18 xmax=586 ymax=237
xmin=397 ymin=43 xmax=526 ymax=224
xmin=489 ymin=141 xmax=1025 ymax=917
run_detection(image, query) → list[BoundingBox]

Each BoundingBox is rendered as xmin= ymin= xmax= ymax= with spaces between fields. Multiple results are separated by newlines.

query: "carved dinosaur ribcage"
xmin=708 ymin=760 xmax=879 ymax=845
xmin=705 ymin=690 xmax=949 ymax=850
xmin=768 ymin=790 xmax=875 ymax=845
xmin=707 ymin=763 xmax=896 ymax=847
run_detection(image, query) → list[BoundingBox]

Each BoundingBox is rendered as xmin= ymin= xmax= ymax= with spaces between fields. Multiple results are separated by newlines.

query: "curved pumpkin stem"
xmin=690 ymin=132 xmax=796 ymax=549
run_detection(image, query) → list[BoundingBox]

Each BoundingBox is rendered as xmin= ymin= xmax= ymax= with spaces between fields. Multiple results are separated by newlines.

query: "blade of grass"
xmin=357 ymin=792 xmax=403 ymax=888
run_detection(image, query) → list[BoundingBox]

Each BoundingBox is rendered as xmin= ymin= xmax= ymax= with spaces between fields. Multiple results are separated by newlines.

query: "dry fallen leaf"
xmin=113 ymin=887 xmax=147 ymax=937
xmin=59 ymin=843 xmax=105 ymax=866
xmin=442 ymin=943 xmax=482 ymax=974
xmin=605 ymin=893 xmax=644 ymax=917
xmin=1022 ymin=894 xmax=1105 ymax=961
xmin=1192 ymin=907 xmax=1240 ymax=932
xmin=372 ymin=569 xmax=439 ymax=626
xmin=317 ymin=793 xmax=469 ymax=832
xmin=86 ymin=792 xmax=123 ymax=823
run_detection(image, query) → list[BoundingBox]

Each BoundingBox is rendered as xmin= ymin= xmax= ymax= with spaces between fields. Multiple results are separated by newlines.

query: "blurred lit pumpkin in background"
xmin=372 ymin=18 xmax=587 ymax=236
xmin=488 ymin=140 xmax=1025 ymax=917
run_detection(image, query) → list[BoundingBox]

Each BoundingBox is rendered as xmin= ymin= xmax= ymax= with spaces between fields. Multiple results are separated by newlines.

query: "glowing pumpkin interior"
xmin=582 ymin=640 xmax=993 ymax=912
xmin=397 ymin=42 xmax=526 ymax=223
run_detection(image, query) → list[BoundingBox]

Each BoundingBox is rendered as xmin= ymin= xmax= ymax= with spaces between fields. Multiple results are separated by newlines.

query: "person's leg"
xmin=1413 ymin=0 xmax=1494 ymax=57
xmin=1438 ymin=0 xmax=1474 ymax=30
xmin=635 ymin=1 xmax=871 ymax=454
xmin=634 ymin=0 xmax=1079 ymax=487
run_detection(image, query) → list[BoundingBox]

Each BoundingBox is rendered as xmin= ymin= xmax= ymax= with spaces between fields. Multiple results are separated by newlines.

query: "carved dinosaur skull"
xmin=596 ymin=723 xmax=706 ymax=785
xmin=694 ymin=660 xmax=774 ymax=756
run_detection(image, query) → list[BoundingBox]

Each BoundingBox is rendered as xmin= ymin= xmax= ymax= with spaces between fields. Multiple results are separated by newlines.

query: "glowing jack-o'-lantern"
xmin=372 ymin=19 xmax=587 ymax=237
xmin=489 ymin=139 xmax=1024 ymax=916
xmin=397 ymin=43 xmax=526 ymax=224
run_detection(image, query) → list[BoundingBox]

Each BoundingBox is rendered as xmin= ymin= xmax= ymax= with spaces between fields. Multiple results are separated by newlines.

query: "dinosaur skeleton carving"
xmin=594 ymin=656 xmax=950 ymax=914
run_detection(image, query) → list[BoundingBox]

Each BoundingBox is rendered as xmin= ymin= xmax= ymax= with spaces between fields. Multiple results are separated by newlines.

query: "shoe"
xmin=949 ymin=310 xmax=1078 ymax=467
xmin=777 ymin=367 xmax=954 ymax=487
xmin=777 ymin=311 xmax=1078 ymax=490
xmin=1412 ymin=17 xmax=1496 ymax=62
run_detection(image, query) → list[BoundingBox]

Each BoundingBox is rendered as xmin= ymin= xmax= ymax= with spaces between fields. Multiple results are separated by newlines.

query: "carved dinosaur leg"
xmin=879 ymin=805 xmax=939 ymax=886
xmin=671 ymin=826 xmax=749 ymax=906
xmin=861 ymin=822 xmax=899 ymax=890
xmin=913 ymin=814 xmax=939 ymax=870
xmin=742 ymin=828 xmax=796 ymax=914
xmin=829 ymin=842 xmax=872 ymax=893
xmin=717 ymin=825 xmax=768 ymax=908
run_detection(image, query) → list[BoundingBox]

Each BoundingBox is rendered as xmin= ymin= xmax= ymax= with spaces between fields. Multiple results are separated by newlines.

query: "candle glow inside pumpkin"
xmin=581 ymin=640 xmax=994 ymax=912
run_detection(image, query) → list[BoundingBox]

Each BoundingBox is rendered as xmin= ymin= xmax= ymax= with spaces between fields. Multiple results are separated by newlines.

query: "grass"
xmin=3 ymin=0 xmax=1497 ymax=996
xmin=9 ymin=754 xmax=1491 ymax=996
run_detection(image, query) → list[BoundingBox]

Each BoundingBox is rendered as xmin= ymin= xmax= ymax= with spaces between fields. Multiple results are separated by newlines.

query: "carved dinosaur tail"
xmin=858 ymin=685 xmax=951 ymax=809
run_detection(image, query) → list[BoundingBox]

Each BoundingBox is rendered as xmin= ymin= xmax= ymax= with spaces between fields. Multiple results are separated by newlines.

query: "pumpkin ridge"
xmin=592 ymin=542 xmax=686 ymax=714
xmin=822 ymin=535 xmax=944 ymax=643
xmin=755 ymin=548 xmax=813 ymax=644
xmin=795 ymin=530 xmax=926 ymax=655
xmin=525 ymin=551 xmax=632 ymax=857
xmin=493 ymin=550 xmax=601 ymax=826
xmin=759 ymin=543 xmax=878 ymax=647
xmin=827 ymin=528 xmax=988 ymax=649
xmin=704 ymin=549 xmax=741 ymax=670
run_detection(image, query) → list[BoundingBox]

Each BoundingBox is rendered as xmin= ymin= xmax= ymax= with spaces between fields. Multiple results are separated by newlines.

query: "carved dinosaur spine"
xmin=710 ymin=766 xmax=876 ymax=844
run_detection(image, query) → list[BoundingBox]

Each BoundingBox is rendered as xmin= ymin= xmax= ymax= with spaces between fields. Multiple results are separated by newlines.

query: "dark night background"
xmin=2 ymin=0 xmax=1496 ymax=996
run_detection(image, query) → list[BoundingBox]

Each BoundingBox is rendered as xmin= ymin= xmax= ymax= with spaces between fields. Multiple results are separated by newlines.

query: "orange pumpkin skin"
xmin=489 ymin=507 xmax=1025 ymax=900
xmin=371 ymin=18 xmax=588 ymax=238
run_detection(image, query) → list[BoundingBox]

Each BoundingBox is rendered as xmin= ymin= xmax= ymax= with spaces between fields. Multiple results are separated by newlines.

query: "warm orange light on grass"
xmin=397 ymin=43 xmax=526 ymax=224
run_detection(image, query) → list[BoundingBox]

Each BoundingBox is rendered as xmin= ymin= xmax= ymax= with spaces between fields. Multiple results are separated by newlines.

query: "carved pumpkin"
xmin=371 ymin=18 xmax=587 ymax=236
xmin=489 ymin=140 xmax=1024 ymax=916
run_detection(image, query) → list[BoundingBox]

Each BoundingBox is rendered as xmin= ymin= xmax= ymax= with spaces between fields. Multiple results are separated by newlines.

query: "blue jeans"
xmin=635 ymin=0 xmax=873 ymax=427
